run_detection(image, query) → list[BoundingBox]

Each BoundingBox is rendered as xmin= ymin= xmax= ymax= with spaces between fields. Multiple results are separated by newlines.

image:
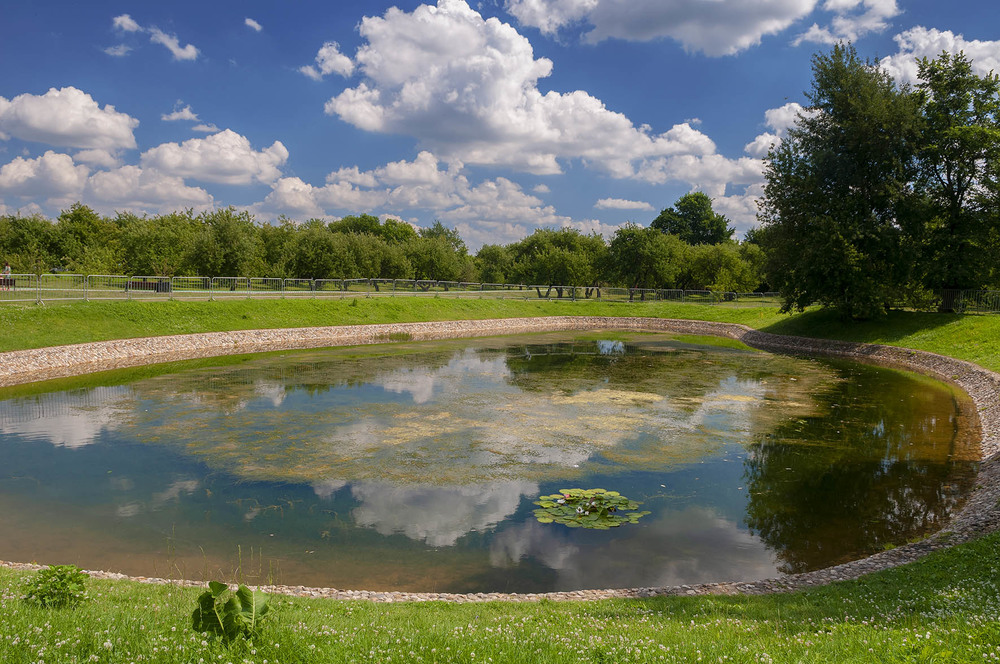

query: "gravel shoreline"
xmin=2 ymin=315 xmax=998 ymax=602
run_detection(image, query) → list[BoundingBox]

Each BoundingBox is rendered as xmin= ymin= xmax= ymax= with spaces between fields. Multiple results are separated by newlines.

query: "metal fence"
xmin=935 ymin=290 xmax=1000 ymax=314
xmin=8 ymin=273 xmax=1000 ymax=314
xmin=0 ymin=272 xmax=790 ymax=307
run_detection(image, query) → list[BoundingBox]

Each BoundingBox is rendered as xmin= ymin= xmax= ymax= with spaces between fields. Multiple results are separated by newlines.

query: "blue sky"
xmin=1 ymin=0 xmax=998 ymax=249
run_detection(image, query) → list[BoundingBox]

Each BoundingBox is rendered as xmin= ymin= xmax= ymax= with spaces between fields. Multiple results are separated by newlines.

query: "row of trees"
xmin=0 ymin=195 xmax=766 ymax=292
xmin=477 ymin=220 xmax=763 ymax=292
xmin=759 ymin=45 xmax=1000 ymax=318
xmin=0 ymin=206 xmax=478 ymax=283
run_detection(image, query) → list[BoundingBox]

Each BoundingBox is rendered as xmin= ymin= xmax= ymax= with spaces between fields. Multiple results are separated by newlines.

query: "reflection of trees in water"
xmin=742 ymin=364 xmax=978 ymax=574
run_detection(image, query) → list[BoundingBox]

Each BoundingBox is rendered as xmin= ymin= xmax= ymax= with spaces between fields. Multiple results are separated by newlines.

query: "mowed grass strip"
xmin=1 ymin=530 xmax=1000 ymax=663
xmin=2 ymin=297 xmax=999 ymax=372
xmin=0 ymin=298 xmax=786 ymax=352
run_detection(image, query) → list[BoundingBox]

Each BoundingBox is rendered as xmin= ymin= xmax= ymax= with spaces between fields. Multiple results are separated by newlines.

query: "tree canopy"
xmin=759 ymin=43 xmax=923 ymax=319
xmin=912 ymin=51 xmax=1000 ymax=291
xmin=759 ymin=44 xmax=1000 ymax=318
xmin=651 ymin=192 xmax=734 ymax=245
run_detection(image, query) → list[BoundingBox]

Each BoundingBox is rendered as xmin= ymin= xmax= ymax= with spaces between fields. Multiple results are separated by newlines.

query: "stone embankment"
xmin=2 ymin=316 xmax=999 ymax=602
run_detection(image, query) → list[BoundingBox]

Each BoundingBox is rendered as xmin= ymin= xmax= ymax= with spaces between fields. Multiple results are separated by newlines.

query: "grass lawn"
xmin=2 ymin=297 xmax=1000 ymax=663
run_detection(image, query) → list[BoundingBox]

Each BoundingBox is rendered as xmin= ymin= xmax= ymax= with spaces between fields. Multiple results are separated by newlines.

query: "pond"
xmin=0 ymin=332 xmax=978 ymax=593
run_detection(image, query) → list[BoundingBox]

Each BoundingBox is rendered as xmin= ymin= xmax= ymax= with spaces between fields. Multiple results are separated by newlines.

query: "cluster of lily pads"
xmin=532 ymin=488 xmax=650 ymax=529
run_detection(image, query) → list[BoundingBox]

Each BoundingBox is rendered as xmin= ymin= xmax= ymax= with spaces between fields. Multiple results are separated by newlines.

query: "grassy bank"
xmin=2 ymin=297 xmax=1000 ymax=371
xmin=0 ymin=298 xmax=788 ymax=353
xmin=2 ymin=531 xmax=1000 ymax=663
xmin=2 ymin=298 xmax=1000 ymax=662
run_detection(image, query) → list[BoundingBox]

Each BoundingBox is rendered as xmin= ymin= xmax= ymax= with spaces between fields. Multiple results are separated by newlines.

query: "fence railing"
xmin=6 ymin=274 xmax=998 ymax=313
xmin=0 ymin=272 xmax=788 ymax=307
xmin=937 ymin=290 xmax=1000 ymax=314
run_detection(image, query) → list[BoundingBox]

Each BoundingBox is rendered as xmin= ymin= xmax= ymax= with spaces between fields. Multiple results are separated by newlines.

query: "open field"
xmin=2 ymin=298 xmax=1000 ymax=662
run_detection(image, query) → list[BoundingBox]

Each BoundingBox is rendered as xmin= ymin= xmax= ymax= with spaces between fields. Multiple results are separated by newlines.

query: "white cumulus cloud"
xmin=104 ymin=44 xmax=132 ymax=57
xmin=794 ymin=0 xmax=900 ymax=46
xmin=506 ymin=0 xmax=819 ymax=56
xmin=149 ymin=28 xmax=199 ymax=61
xmin=880 ymin=27 xmax=1000 ymax=84
xmin=112 ymin=14 xmax=142 ymax=32
xmin=140 ymin=129 xmax=288 ymax=185
xmin=74 ymin=149 xmax=120 ymax=168
xmin=0 ymin=151 xmax=89 ymax=199
xmin=595 ymin=198 xmax=653 ymax=211
xmin=254 ymin=150 xmax=601 ymax=247
xmin=245 ymin=17 xmax=263 ymax=32
xmin=300 ymin=41 xmax=355 ymax=80
xmin=112 ymin=14 xmax=199 ymax=61
xmin=161 ymin=103 xmax=199 ymax=122
xmin=85 ymin=165 xmax=214 ymax=212
xmin=743 ymin=102 xmax=810 ymax=157
xmin=0 ymin=87 xmax=138 ymax=151
xmin=324 ymin=0 xmax=718 ymax=178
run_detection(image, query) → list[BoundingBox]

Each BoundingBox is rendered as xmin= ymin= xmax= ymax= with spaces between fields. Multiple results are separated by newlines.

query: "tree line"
xmin=0 ymin=193 xmax=767 ymax=292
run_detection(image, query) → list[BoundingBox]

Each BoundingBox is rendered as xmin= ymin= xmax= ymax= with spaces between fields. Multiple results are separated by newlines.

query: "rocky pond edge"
xmin=1 ymin=315 xmax=998 ymax=603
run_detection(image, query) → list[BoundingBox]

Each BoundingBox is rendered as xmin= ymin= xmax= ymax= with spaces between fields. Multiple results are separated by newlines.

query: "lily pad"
xmin=532 ymin=488 xmax=650 ymax=529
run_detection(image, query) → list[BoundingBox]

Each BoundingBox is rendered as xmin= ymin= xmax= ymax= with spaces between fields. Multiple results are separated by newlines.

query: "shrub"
xmin=22 ymin=564 xmax=88 ymax=608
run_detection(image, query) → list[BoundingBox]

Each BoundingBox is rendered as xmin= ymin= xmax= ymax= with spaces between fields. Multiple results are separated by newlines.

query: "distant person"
xmin=1 ymin=261 xmax=11 ymax=291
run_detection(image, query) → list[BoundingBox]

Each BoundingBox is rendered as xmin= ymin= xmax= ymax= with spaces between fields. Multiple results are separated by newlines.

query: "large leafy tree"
xmin=913 ymin=51 xmax=1000 ymax=291
xmin=758 ymin=44 xmax=923 ymax=319
xmin=651 ymin=192 xmax=734 ymax=245
xmin=508 ymin=228 xmax=607 ymax=286
xmin=187 ymin=208 xmax=266 ymax=277
xmin=474 ymin=244 xmax=513 ymax=283
xmin=53 ymin=203 xmax=122 ymax=274
xmin=0 ymin=214 xmax=58 ymax=273
xmin=680 ymin=243 xmax=765 ymax=292
xmin=605 ymin=223 xmax=685 ymax=289
xmin=116 ymin=211 xmax=200 ymax=276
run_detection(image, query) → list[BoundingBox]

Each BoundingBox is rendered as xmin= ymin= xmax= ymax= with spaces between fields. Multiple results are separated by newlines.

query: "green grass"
xmin=2 ymin=530 xmax=1000 ymax=663
xmin=2 ymin=298 xmax=1000 ymax=662
xmin=2 ymin=297 xmax=998 ymax=371
xmin=0 ymin=298 xmax=786 ymax=353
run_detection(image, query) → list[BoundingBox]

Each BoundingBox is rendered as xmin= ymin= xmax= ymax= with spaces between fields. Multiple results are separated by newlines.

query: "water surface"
xmin=0 ymin=333 xmax=977 ymax=592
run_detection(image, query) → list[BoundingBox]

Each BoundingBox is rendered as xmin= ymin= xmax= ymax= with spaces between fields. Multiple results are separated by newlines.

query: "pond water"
xmin=0 ymin=332 xmax=978 ymax=593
